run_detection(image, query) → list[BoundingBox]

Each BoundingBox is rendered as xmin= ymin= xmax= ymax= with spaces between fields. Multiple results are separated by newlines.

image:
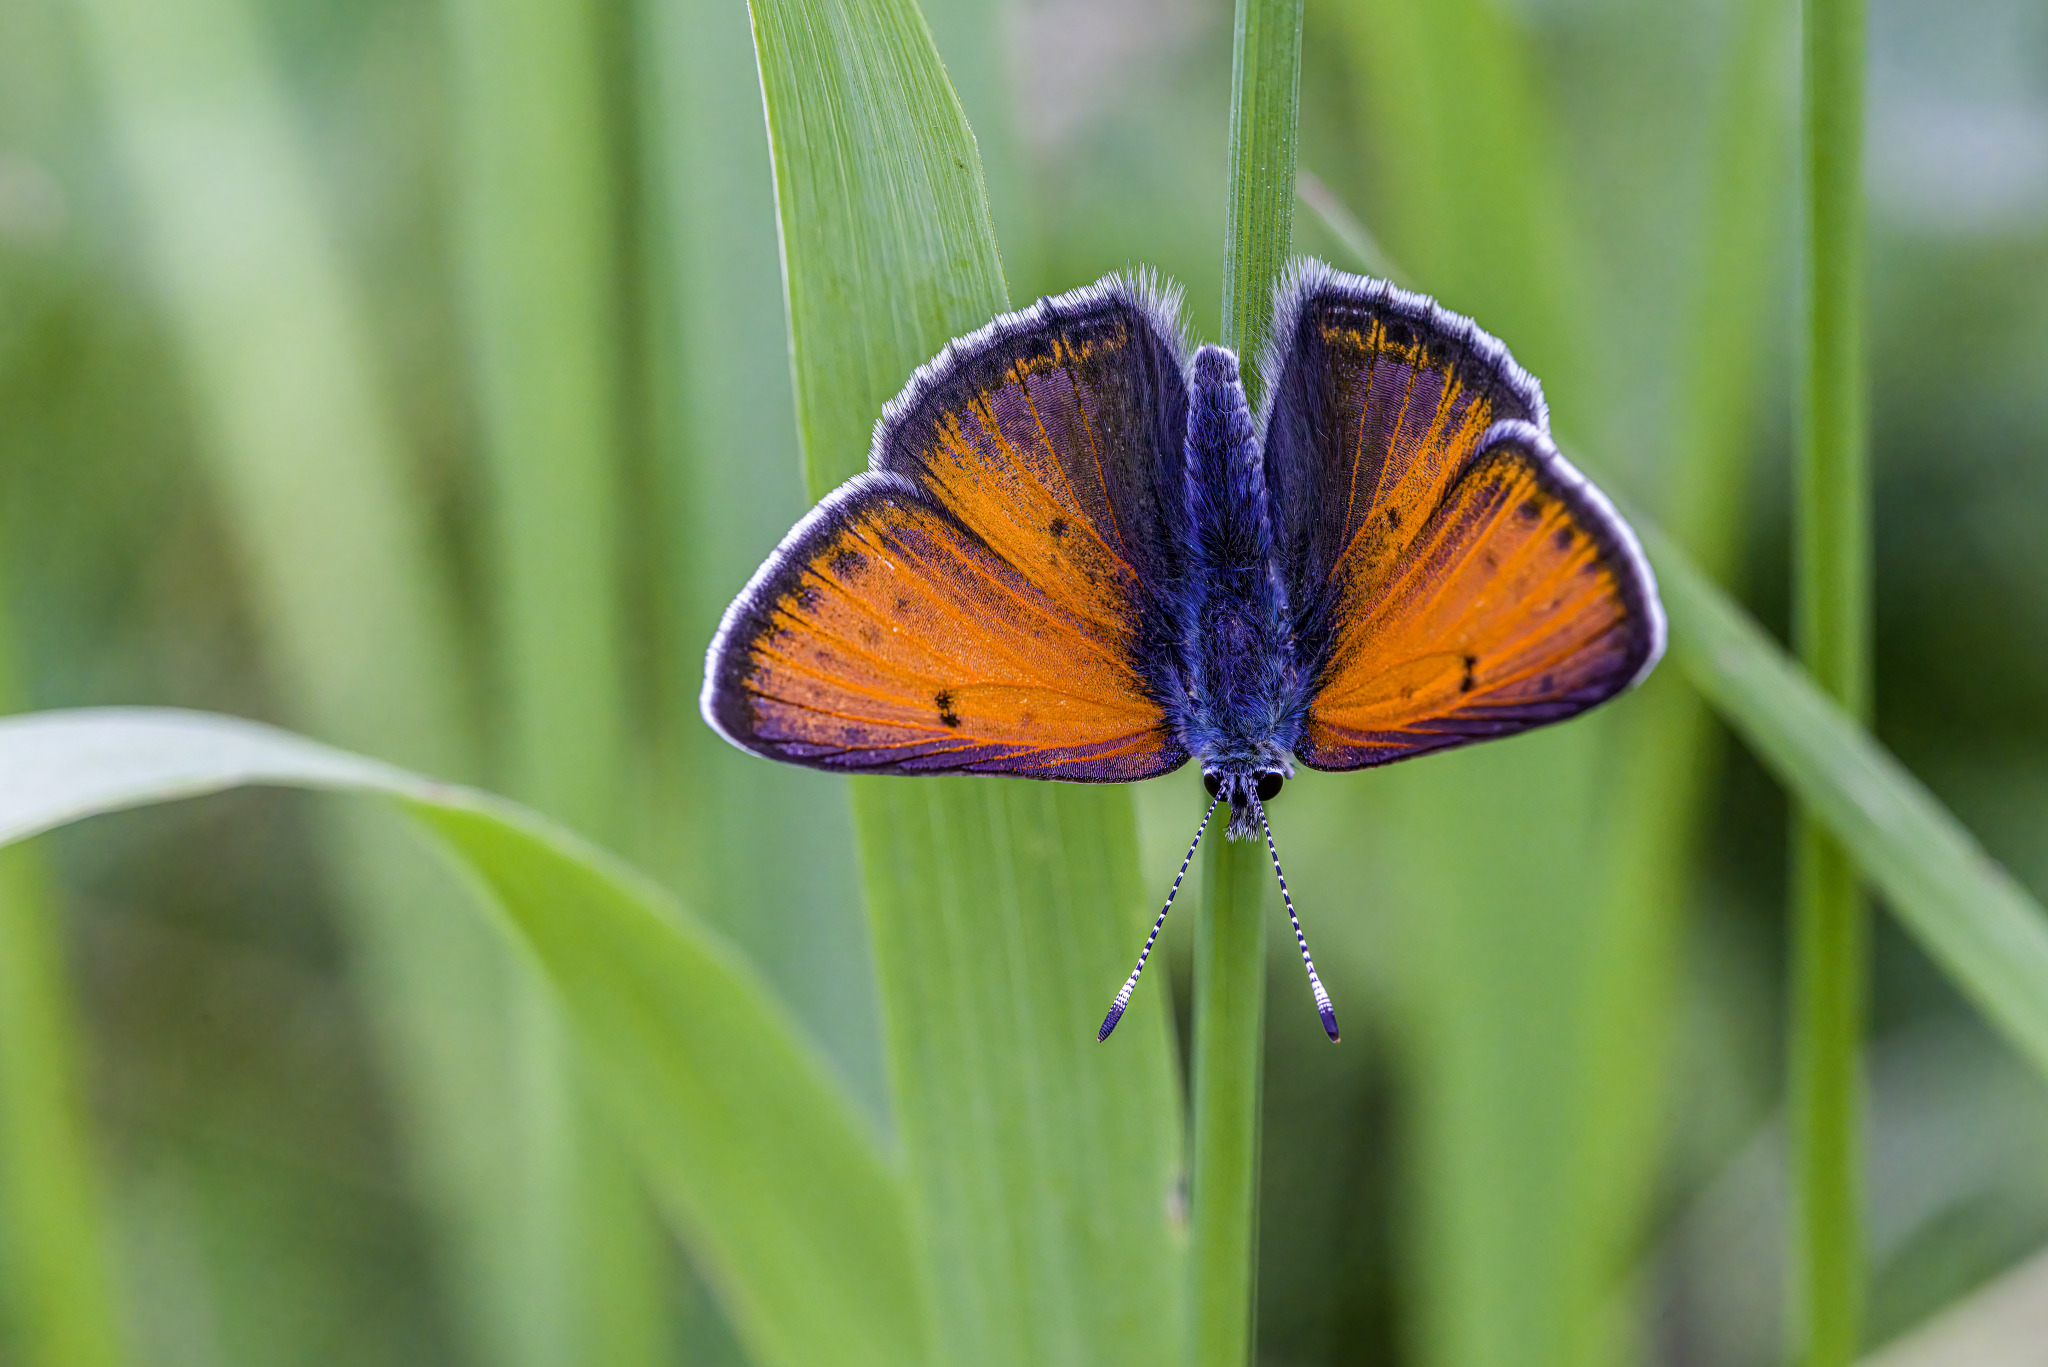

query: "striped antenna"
xmin=1253 ymin=793 xmax=1339 ymax=1042
xmin=1098 ymin=792 xmax=1222 ymax=1042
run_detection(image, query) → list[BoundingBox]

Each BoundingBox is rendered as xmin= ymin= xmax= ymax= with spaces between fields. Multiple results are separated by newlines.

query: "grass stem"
xmin=1192 ymin=0 xmax=1302 ymax=1357
xmin=0 ymin=592 xmax=123 ymax=1367
xmin=1220 ymin=0 xmax=1304 ymax=400
xmin=1190 ymin=834 xmax=1268 ymax=1367
xmin=1789 ymin=0 xmax=1870 ymax=1362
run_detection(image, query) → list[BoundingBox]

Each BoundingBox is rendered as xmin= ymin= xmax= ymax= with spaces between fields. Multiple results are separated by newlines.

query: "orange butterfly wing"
xmin=1260 ymin=265 xmax=1664 ymax=770
xmin=702 ymin=279 xmax=1193 ymax=780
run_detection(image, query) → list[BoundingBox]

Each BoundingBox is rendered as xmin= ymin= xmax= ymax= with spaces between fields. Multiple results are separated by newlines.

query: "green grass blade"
xmin=919 ymin=0 xmax=1041 ymax=292
xmin=0 ymin=846 xmax=122 ymax=1367
xmin=414 ymin=804 xmax=920 ymax=1367
xmin=750 ymin=0 xmax=1008 ymax=490
xmin=633 ymin=0 xmax=882 ymax=1113
xmin=1648 ymin=538 xmax=2048 ymax=1087
xmin=54 ymin=0 xmax=656 ymax=1357
xmin=0 ymin=707 xmax=930 ymax=1367
xmin=444 ymin=0 xmax=629 ymax=840
xmin=1790 ymin=0 xmax=1873 ymax=1360
xmin=0 ymin=603 xmax=124 ymax=1367
xmin=1220 ymin=0 xmax=1303 ymax=396
xmin=440 ymin=0 xmax=670 ymax=1351
xmin=751 ymin=2 xmax=1186 ymax=1362
xmin=855 ymin=782 xmax=1185 ymax=1367
xmin=1189 ymin=833 xmax=1270 ymax=1367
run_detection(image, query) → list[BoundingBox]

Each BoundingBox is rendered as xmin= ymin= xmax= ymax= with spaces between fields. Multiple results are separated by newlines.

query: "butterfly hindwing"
xmin=1260 ymin=263 xmax=1664 ymax=771
xmin=702 ymin=277 xmax=1193 ymax=780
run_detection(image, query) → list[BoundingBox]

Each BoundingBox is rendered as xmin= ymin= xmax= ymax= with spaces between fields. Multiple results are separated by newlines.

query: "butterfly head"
xmin=1203 ymin=765 xmax=1288 ymax=842
xmin=1097 ymin=758 xmax=1339 ymax=1046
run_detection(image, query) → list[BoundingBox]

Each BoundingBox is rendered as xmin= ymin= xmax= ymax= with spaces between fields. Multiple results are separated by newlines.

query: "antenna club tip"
xmin=1097 ymin=1002 xmax=1127 ymax=1042
xmin=1321 ymin=1006 xmax=1341 ymax=1043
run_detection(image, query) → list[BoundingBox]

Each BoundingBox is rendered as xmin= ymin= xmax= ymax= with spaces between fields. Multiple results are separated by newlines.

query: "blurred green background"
xmin=3 ymin=0 xmax=2048 ymax=1362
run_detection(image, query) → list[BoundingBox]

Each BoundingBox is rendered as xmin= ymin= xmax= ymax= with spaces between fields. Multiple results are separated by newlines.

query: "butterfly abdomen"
xmin=1176 ymin=346 xmax=1302 ymax=777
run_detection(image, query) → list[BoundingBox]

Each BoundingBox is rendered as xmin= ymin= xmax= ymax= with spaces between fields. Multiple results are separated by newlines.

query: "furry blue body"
xmin=1167 ymin=345 xmax=1304 ymax=838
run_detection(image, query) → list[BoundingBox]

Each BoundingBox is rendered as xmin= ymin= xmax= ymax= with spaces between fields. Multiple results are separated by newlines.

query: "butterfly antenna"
xmin=1254 ymin=794 xmax=1339 ymax=1042
xmin=1099 ymin=792 xmax=1222 ymax=1042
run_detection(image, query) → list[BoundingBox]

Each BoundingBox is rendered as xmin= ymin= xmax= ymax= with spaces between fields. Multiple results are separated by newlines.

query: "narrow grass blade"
xmin=0 ymin=846 xmax=123 ymax=1367
xmin=1293 ymin=169 xmax=1400 ymax=281
xmin=751 ymin=3 xmax=1186 ymax=1362
xmin=750 ymin=0 xmax=1008 ymax=490
xmin=0 ymin=605 xmax=124 ymax=1367
xmin=1219 ymin=0 xmax=1303 ymax=399
xmin=1648 ymin=543 xmax=2048 ymax=1105
xmin=1561 ymin=0 xmax=1796 ymax=1348
xmin=444 ymin=0 xmax=629 ymax=840
xmin=1790 ymin=0 xmax=1874 ymax=1360
xmin=633 ymin=0 xmax=881 ymax=1112
xmin=0 ymin=707 xmax=930 ymax=1367
xmin=1194 ymin=2 xmax=1303 ymax=1362
xmin=440 ymin=0 xmax=669 ymax=1351
xmin=1189 ymin=831 xmax=1270 ymax=1367
xmin=920 ymin=0 xmax=1041 ymax=291
xmin=55 ymin=0 xmax=650 ymax=1357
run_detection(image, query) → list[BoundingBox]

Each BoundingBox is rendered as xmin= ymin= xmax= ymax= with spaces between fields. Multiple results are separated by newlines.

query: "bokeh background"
xmin=3 ymin=0 xmax=2047 ymax=1362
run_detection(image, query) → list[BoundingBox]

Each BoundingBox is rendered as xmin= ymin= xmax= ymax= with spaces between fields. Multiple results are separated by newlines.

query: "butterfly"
xmin=702 ymin=261 xmax=1665 ymax=1044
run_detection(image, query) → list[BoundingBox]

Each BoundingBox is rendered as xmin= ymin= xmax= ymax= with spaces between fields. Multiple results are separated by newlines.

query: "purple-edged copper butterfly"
xmin=702 ymin=262 xmax=1665 ymax=1042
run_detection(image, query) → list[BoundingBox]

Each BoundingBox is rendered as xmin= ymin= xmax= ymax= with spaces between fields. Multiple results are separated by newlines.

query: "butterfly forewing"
xmin=702 ymin=278 xmax=1194 ymax=780
xmin=1261 ymin=264 xmax=1663 ymax=771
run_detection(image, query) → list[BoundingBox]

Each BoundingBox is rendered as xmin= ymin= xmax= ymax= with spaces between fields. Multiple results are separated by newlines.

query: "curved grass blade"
xmin=54 ymin=0 xmax=662 ymax=1352
xmin=0 ymin=708 xmax=928 ymax=1367
xmin=1647 ymin=541 xmax=2048 ymax=1089
xmin=750 ymin=2 xmax=1186 ymax=1363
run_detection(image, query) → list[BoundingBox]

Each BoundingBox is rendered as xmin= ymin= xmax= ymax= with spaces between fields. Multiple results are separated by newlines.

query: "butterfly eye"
xmin=1256 ymin=773 xmax=1283 ymax=802
xmin=1203 ymin=773 xmax=1222 ymax=798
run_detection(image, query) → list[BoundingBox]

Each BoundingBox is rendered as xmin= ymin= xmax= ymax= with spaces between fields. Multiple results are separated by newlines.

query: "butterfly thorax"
xmin=1175 ymin=345 xmax=1302 ymax=838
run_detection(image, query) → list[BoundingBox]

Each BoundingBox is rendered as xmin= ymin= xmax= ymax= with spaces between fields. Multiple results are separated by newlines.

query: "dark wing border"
xmin=1255 ymin=257 xmax=1550 ymax=444
xmin=700 ymin=468 xmax=910 ymax=763
xmin=1470 ymin=419 xmax=1666 ymax=698
xmin=872 ymin=268 xmax=1192 ymax=478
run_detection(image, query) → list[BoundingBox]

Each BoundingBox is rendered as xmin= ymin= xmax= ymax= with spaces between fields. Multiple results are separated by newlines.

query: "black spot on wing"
xmin=934 ymin=689 xmax=962 ymax=728
xmin=1460 ymin=655 xmax=1477 ymax=693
